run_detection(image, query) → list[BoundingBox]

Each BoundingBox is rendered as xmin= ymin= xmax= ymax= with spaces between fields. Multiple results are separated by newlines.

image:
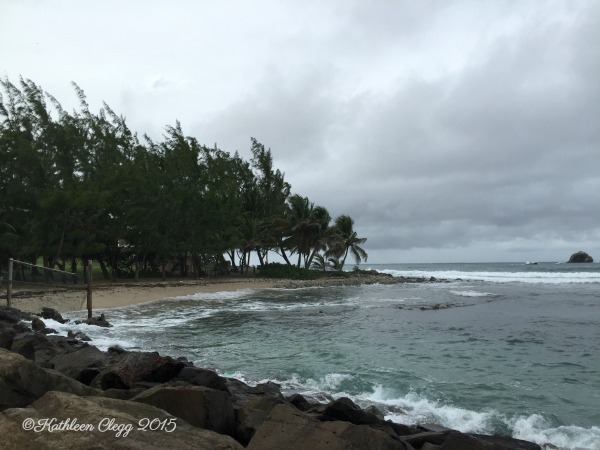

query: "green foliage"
xmin=258 ymin=262 xmax=322 ymax=280
xmin=0 ymin=77 xmax=369 ymax=280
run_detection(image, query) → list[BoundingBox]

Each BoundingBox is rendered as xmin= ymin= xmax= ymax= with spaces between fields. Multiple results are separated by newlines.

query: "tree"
xmin=328 ymin=215 xmax=368 ymax=268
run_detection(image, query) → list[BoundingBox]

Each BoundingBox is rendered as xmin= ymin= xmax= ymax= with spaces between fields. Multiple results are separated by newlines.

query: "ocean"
xmin=51 ymin=262 xmax=600 ymax=449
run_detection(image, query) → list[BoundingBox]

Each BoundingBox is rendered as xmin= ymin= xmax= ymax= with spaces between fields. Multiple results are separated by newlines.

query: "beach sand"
xmin=4 ymin=272 xmax=417 ymax=317
xmin=5 ymin=278 xmax=285 ymax=315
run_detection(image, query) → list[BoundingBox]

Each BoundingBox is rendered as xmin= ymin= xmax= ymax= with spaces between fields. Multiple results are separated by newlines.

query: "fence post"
xmin=86 ymin=260 xmax=93 ymax=319
xmin=7 ymin=258 xmax=13 ymax=308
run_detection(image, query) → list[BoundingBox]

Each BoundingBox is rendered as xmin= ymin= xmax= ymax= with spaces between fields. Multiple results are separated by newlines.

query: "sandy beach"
xmin=5 ymin=278 xmax=285 ymax=315
xmin=4 ymin=272 xmax=418 ymax=316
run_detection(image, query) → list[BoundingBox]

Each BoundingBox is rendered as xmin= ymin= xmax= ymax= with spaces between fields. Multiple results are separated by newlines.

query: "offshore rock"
xmin=568 ymin=251 xmax=593 ymax=263
xmin=2 ymin=391 xmax=244 ymax=450
xmin=40 ymin=307 xmax=67 ymax=323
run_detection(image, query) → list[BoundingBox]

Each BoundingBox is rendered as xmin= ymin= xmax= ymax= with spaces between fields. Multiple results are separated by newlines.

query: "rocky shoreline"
xmin=1 ymin=305 xmax=542 ymax=449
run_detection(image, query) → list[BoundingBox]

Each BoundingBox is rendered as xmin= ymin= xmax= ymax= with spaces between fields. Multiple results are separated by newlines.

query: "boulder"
xmin=86 ymin=313 xmax=112 ymax=327
xmin=0 ymin=348 xmax=98 ymax=409
xmin=133 ymin=385 xmax=236 ymax=436
xmin=10 ymin=332 xmax=70 ymax=366
xmin=0 ymin=306 xmax=32 ymax=324
xmin=317 ymin=396 xmax=381 ymax=425
xmin=246 ymin=403 xmax=410 ymax=450
xmin=469 ymin=433 xmax=542 ymax=450
xmin=49 ymin=345 xmax=108 ymax=382
xmin=175 ymin=366 xmax=228 ymax=391
xmin=568 ymin=251 xmax=593 ymax=263
xmin=225 ymin=378 xmax=283 ymax=407
xmin=91 ymin=351 xmax=187 ymax=390
xmin=31 ymin=317 xmax=56 ymax=334
xmin=287 ymin=393 xmax=312 ymax=411
xmin=0 ymin=320 xmax=29 ymax=350
xmin=40 ymin=307 xmax=67 ymax=324
xmin=236 ymin=396 xmax=286 ymax=445
xmin=67 ymin=330 xmax=92 ymax=341
xmin=2 ymin=390 xmax=244 ymax=450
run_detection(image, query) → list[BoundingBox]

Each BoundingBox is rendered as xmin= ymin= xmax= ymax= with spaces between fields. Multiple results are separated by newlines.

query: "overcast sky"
xmin=2 ymin=0 xmax=599 ymax=263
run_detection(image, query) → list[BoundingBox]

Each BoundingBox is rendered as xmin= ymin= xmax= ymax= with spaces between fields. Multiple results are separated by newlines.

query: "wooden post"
xmin=86 ymin=259 xmax=93 ymax=319
xmin=7 ymin=258 xmax=13 ymax=308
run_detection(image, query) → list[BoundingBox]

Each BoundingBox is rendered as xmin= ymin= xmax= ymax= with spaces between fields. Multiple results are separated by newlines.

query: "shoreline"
xmin=5 ymin=272 xmax=430 ymax=314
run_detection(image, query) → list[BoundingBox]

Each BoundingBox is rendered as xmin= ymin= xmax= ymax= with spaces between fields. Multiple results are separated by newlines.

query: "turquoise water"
xmin=54 ymin=262 xmax=600 ymax=449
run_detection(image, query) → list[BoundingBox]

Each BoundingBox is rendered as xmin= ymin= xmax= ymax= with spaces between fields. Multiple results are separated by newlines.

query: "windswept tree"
xmin=285 ymin=194 xmax=332 ymax=268
xmin=0 ymin=77 xmax=369 ymax=279
xmin=328 ymin=215 xmax=368 ymax=268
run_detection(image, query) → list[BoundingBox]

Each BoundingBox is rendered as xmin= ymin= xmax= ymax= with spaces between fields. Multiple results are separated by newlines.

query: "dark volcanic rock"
xmin=40 ymin=307 xmax=67 ymax=323
xmin=236 ymin=396 xmax=286 ymax=445
xmin=0 ymin=348 xmax=98 ymax=409
xmin=2 ymin=391 xmax=244 ymax=450
xmin=86 ymin=312 xmax=113 ymax=327
xmin=50 ymin=345 xmax=108 ymax=382
xmin=317 ymin=396 xmax=381 ymax=425
xmin=0 ymin=306 xmax=31 ymax=323
xmin=10 ymin=332 xmax=69 ymax=366
xmin=133 ymin=384 xmax=236 ymax=436
xmin=568 ymin=251 xmax=594 ymax=263
xmin=175 ymin=366 xmax=228 ymax=391
xmin=0 ymin=320 xmax=29 ymax=349
xmin=91 ymin=351 xmax=187 ymax=390
xmin=31 ymin=316 xmax=56 ymax=334
xmin=246 ymin=403 xmax=409 ymax=450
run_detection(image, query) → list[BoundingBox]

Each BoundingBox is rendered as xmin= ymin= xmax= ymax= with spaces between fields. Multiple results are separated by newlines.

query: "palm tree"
xmin=328 ymin=215 xmax=368 ymax=268
xmin=285 ymin=195 xmax=332 ymax=268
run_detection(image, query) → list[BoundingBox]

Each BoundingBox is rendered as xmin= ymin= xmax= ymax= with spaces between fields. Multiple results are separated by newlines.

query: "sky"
xmin=1 ymin=0 xmax=599 ymax=263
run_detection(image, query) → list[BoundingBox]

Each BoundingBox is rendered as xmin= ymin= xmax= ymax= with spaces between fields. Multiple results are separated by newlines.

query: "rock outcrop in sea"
xmin=0 ymin=305 xmax=542 ymax=449
xmin=568 ymin=251 xmax=594 ymax=263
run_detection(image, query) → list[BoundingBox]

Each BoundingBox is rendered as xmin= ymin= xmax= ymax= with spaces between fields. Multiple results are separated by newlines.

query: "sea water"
xmin=52 ymin=262 xmax=600 ymax=449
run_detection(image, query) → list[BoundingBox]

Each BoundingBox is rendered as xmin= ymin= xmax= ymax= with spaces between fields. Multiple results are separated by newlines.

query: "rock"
xmin=0 ymin=348 xmax=98 ymax=409
xmin=86 ymin=312 xmax=112 ymax=327
xmin=0 ymin=320 xmax=29 ymax=349
xmin=0 ymin=306 xmax=32 ymax=324
xmin=2 ymin=390 xmax=244 ymax=449
xmin=40 ymin=307 xmax=67 ymax=324
xmin=469 ymin=433 xmax=542 ymax=449
xmin=31 ymin=317 xmax=56 ymax=334
xmin=133 ymin=385 xmax=236 ymax=436
xmin=287 ymin=393 xmax=312 ymax=411
xmin=568 ymin=251 xmax=593 ymax=263
xmin=316 ymin=396 xmax=381 ymax=425
xmin=108 ymin=344 xmax=127 ymax=354
xmin=91 ymin=351 xmax=187 ymax=390
xmin=67 ymin=330 xmax=92 ymax=341
xmin=246 ymin=403 xmax=409 ymax=450
xmin=175 ymin=366 xmax=228 ymax=391
xmin=10 ymin=332 xmax=70 ymax=367
xmin=236 ymin=396 xmax=285 ymax=445
xmin=224 ymin=377 xmax=283 ymax=407
xmin=50 ymin=345 xmax=108 ymax=383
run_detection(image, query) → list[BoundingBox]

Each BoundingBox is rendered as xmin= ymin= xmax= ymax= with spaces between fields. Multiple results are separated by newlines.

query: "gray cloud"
xmin=1 ymin=0 xmax=598 ymax=262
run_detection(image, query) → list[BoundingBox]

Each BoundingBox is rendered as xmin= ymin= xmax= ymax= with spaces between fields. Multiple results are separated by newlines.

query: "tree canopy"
xmin=0 ymin=77 xmax=367 ymax=278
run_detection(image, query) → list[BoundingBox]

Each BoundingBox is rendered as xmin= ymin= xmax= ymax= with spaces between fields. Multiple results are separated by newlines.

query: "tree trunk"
xmin=279 ymin=245 xmax=291 ymax=265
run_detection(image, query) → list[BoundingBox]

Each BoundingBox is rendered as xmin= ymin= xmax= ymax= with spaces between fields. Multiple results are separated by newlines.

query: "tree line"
xmin=0 ymin=77 xmax=367 ymax=280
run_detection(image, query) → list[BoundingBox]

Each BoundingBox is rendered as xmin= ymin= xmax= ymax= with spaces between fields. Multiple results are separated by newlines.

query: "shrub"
xmin=258 ymin=263 xmax=322 ymax=280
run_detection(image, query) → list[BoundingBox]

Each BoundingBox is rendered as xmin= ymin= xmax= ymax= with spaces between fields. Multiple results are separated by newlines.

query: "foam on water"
xmin=450 ymin=290 xmax=497 ymax=297
xmin=218 ymin=371 xmax=600 ymax=450
xmin=379 ymin=269 xmax=600 ymax=284
xmin=511 ymin=415 xmax=600 ymax=450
